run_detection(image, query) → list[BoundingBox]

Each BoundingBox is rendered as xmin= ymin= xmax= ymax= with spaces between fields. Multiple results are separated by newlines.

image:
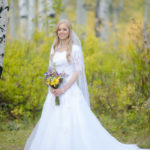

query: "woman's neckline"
xmin=55 ymin=50 xmax=67 ymax=53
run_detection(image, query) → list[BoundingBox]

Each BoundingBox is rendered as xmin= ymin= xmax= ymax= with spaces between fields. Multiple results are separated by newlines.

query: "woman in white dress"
xmin=24 ymin=19 xmax=149 ymax=150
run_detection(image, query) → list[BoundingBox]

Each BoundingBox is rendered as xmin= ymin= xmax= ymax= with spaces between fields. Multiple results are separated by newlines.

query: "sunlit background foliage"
xmin=0 ymin=0 xmax=150 ymax=149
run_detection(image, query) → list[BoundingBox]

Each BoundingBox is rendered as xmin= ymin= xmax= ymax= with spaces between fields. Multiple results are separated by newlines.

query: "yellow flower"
xmin=46 ymin=77 xmax=52 ymax=86
xmin=51 ymin=78 xmax=59 ymax=86
xmin=47 ymin=80 xmax=51 ymax=85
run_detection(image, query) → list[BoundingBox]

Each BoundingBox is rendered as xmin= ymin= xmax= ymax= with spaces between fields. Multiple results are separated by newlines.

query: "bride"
xmin=24 ymin=19 xmax=149 ymax=150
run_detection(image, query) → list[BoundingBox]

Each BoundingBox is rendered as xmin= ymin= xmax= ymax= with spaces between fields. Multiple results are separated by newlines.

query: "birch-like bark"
xmin=18 ymin=0 xmax=28 ymax=38
xmin=38 ymin=0 xmax=45 ymax=31
xmin=95 ymin=0 xmax=101 ymax=37
xmin=143 ymin=0 xmax=150 ymax=48
xmin=0 ymin=0 xmax=9 ymax=77
xmin=111 ymin=0 xmax=124 ymax=47
xmin=99 ymin=0 xmax=112 ymax=41
xmin=112 ymin=0 xmax=124 ymax=31
xmin=27 ymin=0 xmax=35 ymax=40
xmin=46 ymin=0 xmax=56 ymax=31
xmin=113 ymin=0 xmax=124 ymax=26
xmin=61 ymin=0 xmax=69 ymax=19
xmin=10 ymin=0 xmax=16 ymax=37
xmin=46 ymin=0 xmax=55 ymax=17
xmin=76 ymin=0 xmax=86 ymax=25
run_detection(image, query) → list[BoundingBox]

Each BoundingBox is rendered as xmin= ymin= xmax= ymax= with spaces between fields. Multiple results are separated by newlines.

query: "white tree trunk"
xmin=27 ymin=0 xmax=35 ymax=40
xmin=18 ymin=0 xmax=28 ymax=38
xmin=46 ymin=0 xmax=55 ymax=17
xmin=143 ymin=0 xmax=150 ymax=48
xmin=95 ymin=0 xmax=101 ymax=37
xmin=61 ymin=0 xmax=69 ymax=19
xmin=10 ymin=0 xmax=16 ymax=38
xmin=38 ymin=0 xmax=45 ymax=31
xmin=76 ymin=0 xmax=86 ymax=25
xmin=113 ymin=0 xmax=124 ymax=30
xmin=46 ymin=0 xmax=56 ymax=35
xmin=0 ymin=0 xmax=9 ymax=77
xmin=97 ymin=0 xmax=112 ymax=41
xmin=111 ymin=0 xmax=124 ymax=47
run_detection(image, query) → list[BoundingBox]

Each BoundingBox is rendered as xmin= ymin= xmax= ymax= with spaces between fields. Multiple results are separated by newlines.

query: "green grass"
xmin=0 ymin=128 xmax=32 ymax=150
xmin=0 ymin=118 xmax=149 ymax=150
xmin=99 ymin=115 xmax=150 ymax=149
xmin=0 ymin=119 xmax=37 ymax=150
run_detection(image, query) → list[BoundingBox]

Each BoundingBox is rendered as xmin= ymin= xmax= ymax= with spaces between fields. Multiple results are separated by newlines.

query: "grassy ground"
xmin=0 ymin=120 xmax=36 ymax=150
xmin=0 ymin=128 xmax=32 ymax=150
xmin=0 ymin=119 xmax=149 ymax=150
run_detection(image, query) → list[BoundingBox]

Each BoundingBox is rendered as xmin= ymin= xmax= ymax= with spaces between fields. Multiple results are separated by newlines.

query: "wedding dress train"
xmin=24 ymin=45 xmax=149 ymax=150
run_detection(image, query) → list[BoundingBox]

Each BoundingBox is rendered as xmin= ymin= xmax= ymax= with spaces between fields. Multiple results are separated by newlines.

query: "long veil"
xmin=71 ymin=30 xmax=90 ymax=107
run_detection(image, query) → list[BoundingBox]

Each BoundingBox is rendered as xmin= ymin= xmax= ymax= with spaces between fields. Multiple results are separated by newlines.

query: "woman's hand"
xmin=54 ymin=88 xmax=65 ymax=96
xmin=50 ymin=87 xmax=56 ymax=95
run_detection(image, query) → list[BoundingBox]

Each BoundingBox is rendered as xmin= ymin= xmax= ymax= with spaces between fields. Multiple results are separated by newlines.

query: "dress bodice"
xmin=49 ymin=44 xmax=82 ymax=83
xmin=52 ymin=51 xmax=75 ymax=80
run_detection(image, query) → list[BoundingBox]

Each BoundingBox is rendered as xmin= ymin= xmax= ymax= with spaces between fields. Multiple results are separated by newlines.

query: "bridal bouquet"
xmin=43 ymin=64 xmax=66 ymax=105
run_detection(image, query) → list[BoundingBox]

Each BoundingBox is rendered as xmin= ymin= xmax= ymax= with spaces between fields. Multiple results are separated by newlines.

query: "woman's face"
xmin=57 ymin=23 xmax=69 ymax=40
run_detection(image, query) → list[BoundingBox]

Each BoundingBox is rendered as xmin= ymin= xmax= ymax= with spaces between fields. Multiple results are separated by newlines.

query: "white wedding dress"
xmin=24 ymin=44 xmax=149 ymax=150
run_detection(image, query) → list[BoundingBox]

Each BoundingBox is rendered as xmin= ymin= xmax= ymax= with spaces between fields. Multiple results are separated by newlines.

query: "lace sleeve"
xmin=72 ymin=45 xmax=82 ymax=73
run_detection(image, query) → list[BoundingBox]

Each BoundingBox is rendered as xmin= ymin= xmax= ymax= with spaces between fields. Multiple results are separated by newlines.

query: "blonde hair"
xmin=50 ymin=19 xmax=73 ymax=63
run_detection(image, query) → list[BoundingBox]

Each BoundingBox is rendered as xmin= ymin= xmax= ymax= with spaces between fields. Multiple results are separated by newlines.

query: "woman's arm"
xmin=53 ymin=70 xmax=80 ymax=96
xmin=63 ymin=71 xmax=80 ymax=91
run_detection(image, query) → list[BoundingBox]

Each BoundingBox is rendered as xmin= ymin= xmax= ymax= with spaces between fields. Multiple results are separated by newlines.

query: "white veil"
xmin=71 ymin=31 xmax=90 ymax=107
xmin=49 ymin=30 xmax=90 ymax=108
